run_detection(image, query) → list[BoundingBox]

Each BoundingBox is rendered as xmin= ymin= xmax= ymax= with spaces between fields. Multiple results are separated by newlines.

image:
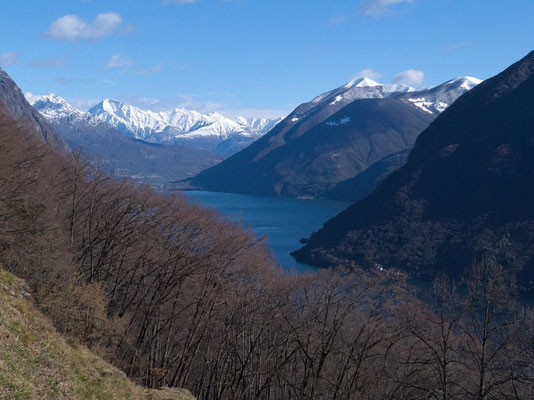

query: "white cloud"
xmin=45 ymin=12 xmax=123 ymax=41
xmin=359 ymin=0 xmax=414 ymax=16
xmin=106 ymin=54 xmax=134 ymax=69
xmin=0 ymin=52 xmax=21 ymax=67
xmin=393 ymin=69 xmax=424 ymax=85
xmin=352 ymin=68 xmax=383 ymax=81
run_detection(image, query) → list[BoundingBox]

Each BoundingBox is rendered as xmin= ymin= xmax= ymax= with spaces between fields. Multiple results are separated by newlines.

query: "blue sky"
xmin=1 ymin=0 xmax=533 ymax=118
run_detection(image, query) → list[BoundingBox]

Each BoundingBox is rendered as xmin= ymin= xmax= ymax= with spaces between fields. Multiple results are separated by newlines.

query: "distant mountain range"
xmin=187 ymin=76 xmax=481 ymax=199
xmin=28 ymin=95 xmax=281 ymax=158
xmin=293 ymin=50 xmax=534 ymax=290
xmin=26 ymin=93 xmax=224 ymax=184
xmin=87 ymin=100 xmax=281 ymax=157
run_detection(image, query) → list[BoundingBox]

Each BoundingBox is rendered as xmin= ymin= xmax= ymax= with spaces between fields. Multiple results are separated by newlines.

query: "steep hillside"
xmin=0 ymin=267 xmax=195 ymax=400
xmin=0 ymin=69 xmax=66 ymax=150
xmin=323 ymin=149 xmax=410 ymax=201
xmin=188 ymin=77 xmax=479 ymax=198
xmin=293 ymin=50 xmax=534 ymax=287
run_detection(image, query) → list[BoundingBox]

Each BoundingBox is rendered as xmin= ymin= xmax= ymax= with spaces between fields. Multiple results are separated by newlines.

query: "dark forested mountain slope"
xmin=191 ymin=99 xmax=433 ymax=197
xmin=188 ymin=77 xmax=479 ymax=198
xmin=323 ymin=149 xmax=410 ymax=202
xmin=0 ymin=68 xmax=66 ymax=150
xmin=293 ymin=50 xmax=534 ymax=287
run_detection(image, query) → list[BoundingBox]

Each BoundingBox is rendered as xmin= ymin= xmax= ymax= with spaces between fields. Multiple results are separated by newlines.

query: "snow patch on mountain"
xmin=326 ymin=117 xmax=351 ymax=127
xmin=408 ymin=98 xmax=449 ymax=114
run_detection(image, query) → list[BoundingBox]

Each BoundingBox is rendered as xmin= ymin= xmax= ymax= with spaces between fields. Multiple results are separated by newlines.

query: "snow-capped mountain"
xmin=306 ymin=76 xmax=482 ymax=117
xmin=403 ymin=76 xmax=483 ymax=114
xmin=26 ymin=93 xmax=223 ymax=183
xmin=188 ymin=75 xmax=482 ymax=198
xmin=87 ymin=100 xmax=282 ymax=156
xmin=26 ymin=93 xmax=103 ymax=127
xmin=235 ymin=116 xmax=282 ymax=134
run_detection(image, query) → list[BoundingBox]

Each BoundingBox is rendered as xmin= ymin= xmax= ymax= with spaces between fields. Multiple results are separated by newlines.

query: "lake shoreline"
xmin=183 ymin=190 xmax=350 ymax=273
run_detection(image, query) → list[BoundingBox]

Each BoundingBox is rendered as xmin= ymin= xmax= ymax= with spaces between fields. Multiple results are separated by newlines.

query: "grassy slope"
xmin=0 ymin=268 xmax=195 ymax=400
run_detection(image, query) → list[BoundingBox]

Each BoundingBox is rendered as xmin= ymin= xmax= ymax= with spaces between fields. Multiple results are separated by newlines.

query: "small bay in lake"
xmin=184 ymin=191 xmax=350 ymax=273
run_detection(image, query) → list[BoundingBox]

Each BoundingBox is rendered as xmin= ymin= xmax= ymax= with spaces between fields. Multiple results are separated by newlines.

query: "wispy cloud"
xmin=162 ymin=0 xmax=200 ymax=4
xmin=45 ymin=12 xmax=123 ymax=41
xmin=352 ymin=68 xmax=383 ymax=81
xmin=137 ymin=63 xmax=165 ymax=75
xmin=329 ymin=15 xmax=346 ymax=26
xmin=120 ymin=24 xmax=136 ymax=35
xmin=106 ymin=53 xmax=135 ymax=70
xmin=53 ymin=77 xmax=117 ymax=87
xmin=70 ymin=98 xmax=102 ymax=112
xmin=29 ymin=57 xmax=65 ymax=69
xmin=358 ymin=0 xmax=414 ymax=16
xmin=55 ymin=77 xmax=96 ymax=86
xmin=0 ymin=52 xmax=21 ymax=67
xmin=106 ymin=55 xmax=169 ymax=75
xmin=393 ymin=69 xmax=424 ymax=85
xmin=444 ymin=41 xmax=478 ymax=51
xmin=111 ymin=92 xmax=287 ymax=119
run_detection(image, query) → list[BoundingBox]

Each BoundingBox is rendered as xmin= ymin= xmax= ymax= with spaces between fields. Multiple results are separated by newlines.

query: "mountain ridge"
xmin=88 ymin=98 xmax=282 ymax=156
xmin=187 ymin=75 xmax=481 ymax=198
xmin=27 ymin=93 xmax=282 ymax=157
xmin=292 ymin=50 xmax=534 ymax=287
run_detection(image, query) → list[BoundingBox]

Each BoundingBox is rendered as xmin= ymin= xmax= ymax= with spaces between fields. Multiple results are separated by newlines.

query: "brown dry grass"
xmin=0 ymin=267 xmax=195 ymax=400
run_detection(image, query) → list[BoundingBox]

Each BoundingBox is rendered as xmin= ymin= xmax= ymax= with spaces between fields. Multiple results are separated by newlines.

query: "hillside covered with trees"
xmin=294 ymin=50 xmax=534 ymax=294
xmin=2 ymin=82 xmax=534 ymax=399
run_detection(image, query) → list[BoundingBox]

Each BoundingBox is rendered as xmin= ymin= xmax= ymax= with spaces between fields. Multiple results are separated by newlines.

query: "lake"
xmin=184 ymin=191 xmax=350 ymax=273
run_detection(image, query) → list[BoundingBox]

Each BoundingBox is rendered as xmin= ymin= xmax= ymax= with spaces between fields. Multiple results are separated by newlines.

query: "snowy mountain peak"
xmin=27 ymin=92 xmax=86 ymax=121
xmin=450 ymin=76 xmax=483 ymax=84
xmin=34 ymin=93 xmax=67 ymax=104
xmin=235 ymin=116 xmax=283 ymax=134
xmin=345 ymin=77 xmax=381 ymax=89
xmin=208 ymin=111 xmax=226 ymax=119
xmin=445 ymin=76 xmax=483 ymax=90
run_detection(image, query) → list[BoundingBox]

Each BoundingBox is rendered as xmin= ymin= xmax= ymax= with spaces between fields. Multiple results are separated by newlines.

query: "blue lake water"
xmin=184 ymin=191 xmax=350 ymax=273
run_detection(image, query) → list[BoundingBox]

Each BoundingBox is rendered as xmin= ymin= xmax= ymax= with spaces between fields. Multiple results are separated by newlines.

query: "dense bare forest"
xmin=2 ymin=109 xmax=534 ymax=399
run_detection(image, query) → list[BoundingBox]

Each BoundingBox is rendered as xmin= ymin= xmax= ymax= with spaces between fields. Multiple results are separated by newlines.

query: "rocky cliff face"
xmin=0 ymin=68 xmax=67 ymax=150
